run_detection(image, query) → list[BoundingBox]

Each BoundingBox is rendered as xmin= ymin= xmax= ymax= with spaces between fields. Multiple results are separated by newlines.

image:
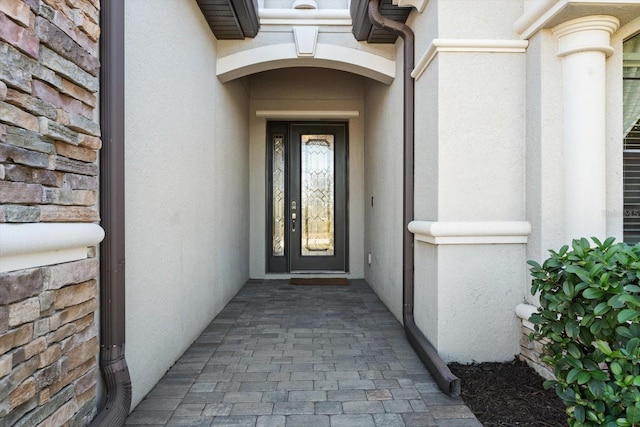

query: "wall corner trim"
xmin=408 ymin=220 xmax=531 ymax=245
xmin=0 ymin=222 xmax=105 ymax=273
xmin=411 ymin=39 xmax=529 ymax=80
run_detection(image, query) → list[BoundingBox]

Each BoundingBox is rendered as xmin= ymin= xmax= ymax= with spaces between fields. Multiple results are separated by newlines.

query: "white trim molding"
xmin=217 ymin=43 xmax=395 ymax=83
xmin=514 ymin=0 xmax=640 ymax=40
xmin=411 ymin=39 xmax=529 ymax=80
xmin=408 ymin=220 xmax=531 ymax=245
xmin=0 ymin=222 xmax=105 ymax=273
xmin=256 ymin=110 xmax=359 ymax=119
xmin=392 ymin=0 xmax=428 ymax=13
xmin=553 ymin=15 xmax=619 ymax=57
xmin=259 ymin=8 xmax=351 ymax=26
xmin=294 ymin=26 xmax=319 ymax=57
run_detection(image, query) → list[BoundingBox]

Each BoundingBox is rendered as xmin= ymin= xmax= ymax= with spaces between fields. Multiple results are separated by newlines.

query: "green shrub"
xmin=529 ymin=237 xmax=640 ymax=427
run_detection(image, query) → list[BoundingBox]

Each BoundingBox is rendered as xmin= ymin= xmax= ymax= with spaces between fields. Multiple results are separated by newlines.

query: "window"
xmin=623 ymin=33 xmax=640 ymax=244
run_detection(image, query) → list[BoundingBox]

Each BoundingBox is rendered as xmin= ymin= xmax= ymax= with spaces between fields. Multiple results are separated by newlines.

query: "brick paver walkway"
xmin=125 ymin=280 xmax=481 ymax=426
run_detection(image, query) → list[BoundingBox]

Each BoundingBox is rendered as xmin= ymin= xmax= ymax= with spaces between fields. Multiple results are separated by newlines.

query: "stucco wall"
xmin=365 ymin=0 xmax=528 ymax=361
xmin=363 ymin=42 xmax=405 ymax=322
xmin=247 ymin=68 xmax=365 ymax=279
xmin=124 ymin=0 xmax=250 ymax=406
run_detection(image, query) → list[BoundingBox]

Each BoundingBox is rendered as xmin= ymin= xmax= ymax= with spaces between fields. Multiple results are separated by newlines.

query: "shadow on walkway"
xmin=125 ymin=280 xmax=480 ymax=426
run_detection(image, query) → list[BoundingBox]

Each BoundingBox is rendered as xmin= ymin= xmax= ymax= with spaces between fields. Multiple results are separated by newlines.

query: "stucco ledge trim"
xmin=408 ymin=220 xmax=531 ymax=245
xmin=0 ymin=222 xmax=105 ymax=273
xmin=411 ymin=39 xmax=529 ymax=80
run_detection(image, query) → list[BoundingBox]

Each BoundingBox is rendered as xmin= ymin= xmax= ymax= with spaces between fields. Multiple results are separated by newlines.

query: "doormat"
xmin=289 ymin=278 xmax=349 ymax=286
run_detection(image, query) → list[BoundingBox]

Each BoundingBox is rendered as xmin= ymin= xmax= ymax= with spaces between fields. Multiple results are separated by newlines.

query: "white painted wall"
xmin=247 ymin=68 xmax=365 ymax=279
xmin=124 ymin=0 xmax=250 ymax=407
xmin=363 ymin=48 xmax=404 ymax=322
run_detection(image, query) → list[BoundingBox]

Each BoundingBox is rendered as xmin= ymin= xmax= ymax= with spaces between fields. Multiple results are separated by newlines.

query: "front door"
xmin=267 ymin=122 xmax=348 ymax=273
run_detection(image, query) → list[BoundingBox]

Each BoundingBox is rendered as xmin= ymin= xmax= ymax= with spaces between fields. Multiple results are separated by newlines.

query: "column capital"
xmin=553 ymin=15 xmax=619 ymax=58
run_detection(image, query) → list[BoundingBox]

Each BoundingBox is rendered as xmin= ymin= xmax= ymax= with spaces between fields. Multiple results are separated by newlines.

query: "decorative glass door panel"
xmin=267 ymin=122 xmax=348 ymax=272
xmin=301 ymin=135 xmax=335 ymax=256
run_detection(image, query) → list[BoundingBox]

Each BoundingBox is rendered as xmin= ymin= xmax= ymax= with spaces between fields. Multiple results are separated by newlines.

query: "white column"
xmin=553 ymin=16 xmax=619 ymax=240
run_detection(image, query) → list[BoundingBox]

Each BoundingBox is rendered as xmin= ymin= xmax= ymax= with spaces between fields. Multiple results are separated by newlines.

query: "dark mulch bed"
xmin=449 ymin=359 xmax=567 ymax=427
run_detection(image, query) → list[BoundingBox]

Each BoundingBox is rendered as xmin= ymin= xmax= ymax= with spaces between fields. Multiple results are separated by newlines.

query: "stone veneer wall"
xmin=0 ymin=0 xmax=102 ymax=425
xmin=519 ymin=320 xmax=555 ymax=381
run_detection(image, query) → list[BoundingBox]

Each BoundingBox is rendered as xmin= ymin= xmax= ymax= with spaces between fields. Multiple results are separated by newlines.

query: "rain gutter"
xmin=92 ymin=0 xmax=132 ymax=425
xmin=367 ymin=0 xmax=461 ymax=396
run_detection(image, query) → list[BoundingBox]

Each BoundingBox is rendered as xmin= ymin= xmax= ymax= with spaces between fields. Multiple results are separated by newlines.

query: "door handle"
xmin=292 ymin=212 xmax=297 ymax=233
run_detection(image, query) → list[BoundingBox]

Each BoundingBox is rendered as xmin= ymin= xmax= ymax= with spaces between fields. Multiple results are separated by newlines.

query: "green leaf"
xmin=627 ymin=402 xmax=640 ymax=424
xmin=616 ymin=326 xmax=633 ymax=340
xmin=618 ymin=309 xmax=639 ymax=323
xmin=583 ymin=288 xmax=604 ymax=299
xmin=596 ymin=340 xmax=612 ymax=355
xmin=594 ymin=302 xmax=610 ymax=315
xmin=527 ymin=260 xmax=542 ymax=269
xmin=611 ymin=362 xmax=623 ymax=376
xmin=619 ymin=294 xmax=640 ymax=307
xmin=568 ymin=342 xmax=582 ymax=359
xmin=567 ymin=367 xmax=582 ymax=384
xmin=590 ymin=370 xmax=608 ymax=382
xmin=624 ymin=284 xmax=640 ymax=293
xmin=586 ymin=409 xmax=599 ymax=422
xmin=587 ymin=379 xmax=605 ymax=397
xmin=574 ymin=405 xmax=586 ymax=423
xmin=591 ymin=319 xmax=607 ymax=335
xmin=626 ymin=337 xmax=640 ymax=355
xmin=566 ymin=320 xmax=580 ymax=338
xmin=564 ymin=280 xmax=576 ymax=297
xmin=577 ymin=371 xmax=591 ymax=385
xmin=565 ymin=355 xmax=584 ymax=369
xmin=589 ymin=263 xmax=605 ymax=279
xmin=529 ymin=313 xmax=544 ymax=325
xmin=608 ymin=295 xmax=625 ymax=309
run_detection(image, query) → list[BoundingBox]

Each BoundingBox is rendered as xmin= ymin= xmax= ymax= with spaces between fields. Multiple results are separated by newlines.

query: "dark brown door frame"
xmin=266 ymin=121 xmax=349 ymax=273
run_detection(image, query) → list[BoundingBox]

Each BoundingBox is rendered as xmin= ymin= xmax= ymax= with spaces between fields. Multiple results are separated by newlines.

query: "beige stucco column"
xmin=553 ymin=16 xmax=619 ymax=240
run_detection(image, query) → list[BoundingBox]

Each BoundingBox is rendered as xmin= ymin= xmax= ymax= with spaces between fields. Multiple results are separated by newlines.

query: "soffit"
xmin=197 ymin=0 xmax=410 ymax=43
xmin=196 ymin=0 xmax=260 ymax=39
xmin=351 ymin=0 xmax=412 ymax=43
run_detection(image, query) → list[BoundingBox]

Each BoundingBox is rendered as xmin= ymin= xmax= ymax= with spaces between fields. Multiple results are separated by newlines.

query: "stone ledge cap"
xmin=0 ymin=222 xmax=104 ymax=272
xmin=408 ymin=220 xmax=531 ymax=245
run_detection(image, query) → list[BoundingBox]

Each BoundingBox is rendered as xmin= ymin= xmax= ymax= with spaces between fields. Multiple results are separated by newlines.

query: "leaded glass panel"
xmin=300 ymin=134 xmax=335 ymax=256
xmin=272 ymin=134 xmax=285 ymax=256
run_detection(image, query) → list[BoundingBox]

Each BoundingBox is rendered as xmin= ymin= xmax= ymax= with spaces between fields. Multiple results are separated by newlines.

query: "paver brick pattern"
xmin=125 ymin=280 xmax=481 ymax=426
